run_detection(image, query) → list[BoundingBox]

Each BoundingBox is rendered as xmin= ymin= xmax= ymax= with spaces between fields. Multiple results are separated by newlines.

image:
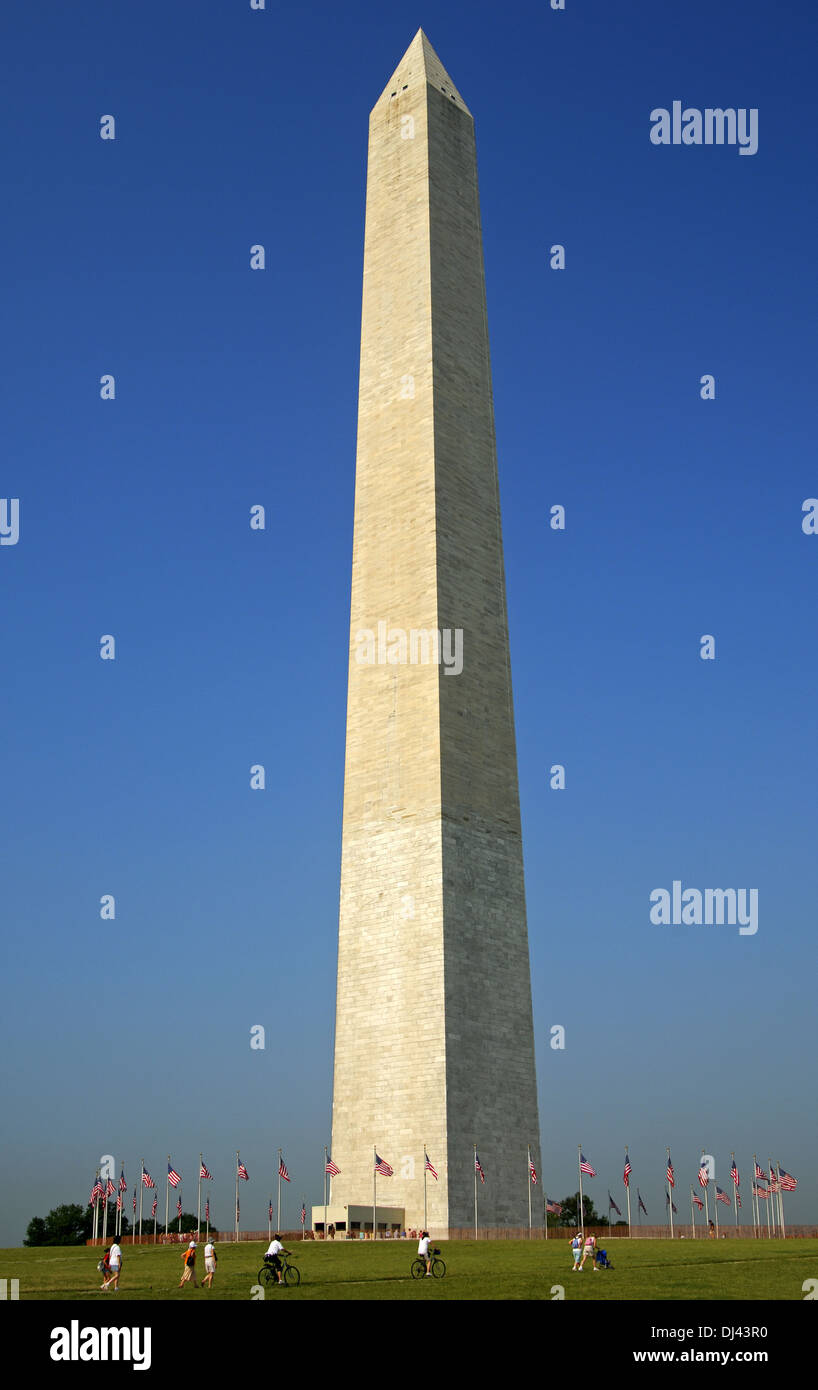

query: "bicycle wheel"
xmin=432 ymin=1258 xmax=446 ymax=1279
xmin=258 ymin=1265 xmax=276 ymax=1286
xmin=283 ymin=1264 xmax=301 ymax=1287
xmin=410 ymin=1258 xmax=425 ymax=1280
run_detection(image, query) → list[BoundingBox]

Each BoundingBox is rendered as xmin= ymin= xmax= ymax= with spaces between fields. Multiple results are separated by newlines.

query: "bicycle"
xmin=410 ymin=1249 xmax=446 ymax=1280
xmin=258 ymin=1254 xmax=301 ymax=1287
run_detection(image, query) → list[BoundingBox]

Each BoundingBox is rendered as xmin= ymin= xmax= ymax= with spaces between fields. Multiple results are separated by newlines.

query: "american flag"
xmin=237 ymin=1161 xmax=249 ymax=1181
xmin=177 ymin=1196 xmax=182 ymax=1218
xmin=279 ymin=1158 xmax=291 ymax=1182
xmin=779 ymin=1168 xmax=797 ymax=1191
xmin=546 ymin=1199 xmax=562 ymax=1215
xmin=698 ymin=1164 xmax=709 ymax=1189
xmin=736 ymin=1192 xmax=742 ymax=1208
xmin=731 ymin=1160 xmax=739 ymax=1188
xmin=116 ymin=1194 xmax=122 ymax=1213
xmin=474 ymin=1152 xmax=485 ymax=1184
xmin=425 ymin=1152 xmax=439 ymax=1181
xmin=579 ymin=1153 xmax=596 ymax=1177
xmin=205 ymin=1197 xmax=210 ymax=1221
xmin=692 ymin=1193 xmax=703 ymax=1210
xmin=106 ymin=1178 xmax=116 ymax=1198
xmin=716 ymin=1186 xmax=730 ymax=1206
xmin=119 ymin=1169 xmax=127 ymax=1192
xmin=666 ymin=1155 xmax=675 ymax=1188
xmin=132 ymin=1190 xmax=137 ymax=1214
xmin=608 ymin=1191 xmax=622 ymax=1216
xmin=167 ymin=1164 xmax=181 ymax=1189
xmin=268 ymin=1199 xmax=273 ymax=1220
xmin=142 ymin=1170 xmax=155 ymax=1189
xmin=375 ymin=1153 xmax=393 ymax=1177
xmin=151 ymin=1195 xmax=157 ymax=1218
xmin=200 ymin=1161 xmax=212 ymax=1180
xmin=325 ymin=1157 xmax=340 ymax=1177
xmin=753 ymin=1183 xmax=767 ymax=1199
xmin=769 ymin=1168 xmax=778 ymax=1192
xmin=88 ymin=1186 xmax=96 ymax=1207
xmin=623 ymin=1154 xmax=632 ymax=1188
xmin=300 ymin=1203 xmax=306 ymax=1226
xmin=754 ymin=1160 xmax=765 ymax=1180
xmin=665 ymin=1193 xmax=677 ymax=1213
xmin=528 ymin=1157 xmax=538 ymax=1186
xmin=637 ymin=1189 xmax=648 ymax=1215
xmin=92 ymin=1177 xmax=104 ymax=1201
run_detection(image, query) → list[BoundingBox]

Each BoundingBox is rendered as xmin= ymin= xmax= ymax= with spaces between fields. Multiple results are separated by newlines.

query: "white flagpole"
xmin=235 ymin=1152 xmax=239 ymax=1243
xmin=152 ymin=1197 xmax=157 ymax=1244
xmin=625 ymin=1149 xmax=631 ymax=1238
xmin=102 ymin=1181 xmax=109 ymax=1246
xmin=776 ymin=1162 xmax=785 ymax=1239
xmin=544 ymin=1190 xmax=548 ymax=1241
xmin=527 ymin=1147 xmax=532 ymax=1234
xmin=751 ymin=1155 xmax=759 ymax=1238
xmin=165 ymin=1157 xmax=171 ymax=1243
xmin=768 ymin=1160 xmax=776 ymax=1237
xmin=473 ymin=1143 xmax=478 ymax=1238
xmin=731 ymin=1153 xmax=738 ymax=1228
xmin=423 ymin=1147 xmax=428 ymax=1232
xmin=93 ymin=1172 xmax=99 ymax=1242
xmin=197 ymin=1154 xmax=202 ymax=1240
xmin=372 ymin=1146 xmax=377 ymax=1240
xmin=206 ymin=1196 xmax=210 ymax=1241
xmin=577 ymin=1145 xmax=584 ymax=1240
xmin=667 ymin=1149 xmax=674 ymax=1240
xmin=278 ymin=1149 xmax=283 ymax=1236
xmin=268 ymin=1195 xmax=272 ymax=1242
xmin=703 ymin=1183 xmax=709 ymax=1232
xmin=139 ymin=1162 xmax=144 ymax=1241
xmin=690 ymin=1187 xmax=696 ymax=1238
xmin=765 ymin=1171 xmax=772 ymax=1239
xmin=323 ymin=1147 xmax=328 ymax=1235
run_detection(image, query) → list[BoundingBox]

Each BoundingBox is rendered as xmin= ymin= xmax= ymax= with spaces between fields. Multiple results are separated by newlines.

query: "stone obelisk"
xmin=329 ymin=30 xmax=540 ymax=1232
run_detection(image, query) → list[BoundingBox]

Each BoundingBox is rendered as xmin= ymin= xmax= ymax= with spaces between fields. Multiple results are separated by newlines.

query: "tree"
xmin=24 ymin=1203 xmax=93 ymax=1246
xmin=557 ymin=1192 xmax=608 ymax=1228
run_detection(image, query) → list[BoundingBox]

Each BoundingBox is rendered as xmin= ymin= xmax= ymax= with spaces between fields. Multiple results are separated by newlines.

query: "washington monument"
xmin=329 ymin=30 xmax=540 ymax=1231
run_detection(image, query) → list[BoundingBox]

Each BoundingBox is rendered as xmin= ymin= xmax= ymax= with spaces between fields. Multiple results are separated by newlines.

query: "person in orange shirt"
xmin=179 ymin=1241 xmax=199 ymax=1287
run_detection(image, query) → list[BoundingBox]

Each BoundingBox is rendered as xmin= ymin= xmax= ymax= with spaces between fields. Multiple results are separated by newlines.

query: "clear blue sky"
xmin=1 ymin=0 xmax=815 ymax=1244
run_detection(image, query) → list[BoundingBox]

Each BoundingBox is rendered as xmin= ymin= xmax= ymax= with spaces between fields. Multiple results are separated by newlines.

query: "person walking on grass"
xmin=570 ymin=1234 xmax=582 ymax=1271
xmin=179 ymin=1241 xmax=199 ymax=1288
xmin=102 ymin=1240 xmax=122 ymax=1291
xmin=580 ymin=1232 xmax=597 ymax=1271
xmin=202 ymin=1239 xmax=217 ymax=1288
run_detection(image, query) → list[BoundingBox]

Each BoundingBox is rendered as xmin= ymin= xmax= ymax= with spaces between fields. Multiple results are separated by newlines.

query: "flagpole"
xmin=197 ymin=1154 xmax=202 ymax=1240
xmin=473 ymin=1143 xmax=478 ymax=1239
xmin=93 ymin=1172 xmax=99 ymax=1242
xmin=278 ymin=1148 xmax=283 ymax=1236
xmin=577 ymin=1145 xmax=584 ymax=1240
xmin=667 ymin=1150 xmax=674 ymax=1240
xmin=323 ymin=1147 xmax=328 ymax=1236
xmin=139 ymin=1161 xmax=144 ymax=1241
xmin=751 ymin=1155 xmax=758 ymax=1238
xmin=768 ymin=1159 xmax=776 ymax=1237
xmin=527 ymin=1147 xmax=532 ymax=1234
xmin=776 ymin=1162 xmax=785 ymax=1239
xmin=544 ymin=1190 xmax=548 ymax=1241
xmin=269 ymin=1196 xmax=272 ymax=1242
xmin=373 ymin=1146 xmax=377 ymax=1241
xmin=690 ymin=1187 xmax=696 ymax=1239
xmin=235 ymin=1152 xmax=239 ymax=1243
xmin=765 ymin=1168 xmax=772 ymax=1239
xmin=206 ymin=1195 xmax=210 ymax=1240
xmin=165 ymin=1157 xmax=171 ymax=1244
xmin=153 ymin=1196 xmax=157 ymax=1244
xmin=423 ymin=1146 xmax=428 ymax=1232
xmin=731 ymin=1153 xmax=738 ymax=1228
xmin=625 ymin=1149 xmax=631 ymax=1238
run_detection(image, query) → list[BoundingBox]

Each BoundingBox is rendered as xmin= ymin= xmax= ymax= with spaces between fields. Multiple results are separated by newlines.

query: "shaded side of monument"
xmin=326 ymin=29 xmax=541 ymax=1235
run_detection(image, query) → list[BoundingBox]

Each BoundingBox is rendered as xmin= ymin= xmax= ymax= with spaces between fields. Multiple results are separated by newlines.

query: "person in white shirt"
xmin=265 ymin=1234 xmax=291 ymax=1285
xmin=417 ymin=1231 xmax=432 ymax=1276
xmin=202 ymin=1239 xmax=217 ymax=1287
xmin=102 ymin=1241 xmax=122 ymax=1290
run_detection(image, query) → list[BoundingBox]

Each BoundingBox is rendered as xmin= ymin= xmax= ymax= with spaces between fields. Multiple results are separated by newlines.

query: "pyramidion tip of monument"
xmin=374 ymin=28 xmax=472 ymax=116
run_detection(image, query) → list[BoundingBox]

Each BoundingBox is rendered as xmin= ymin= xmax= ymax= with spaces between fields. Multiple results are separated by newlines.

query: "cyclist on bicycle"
xmin=418 ymin=1230 xmax=432 ymax=1277
xmin=264 ymin=1234 xmax=291 ymax=1286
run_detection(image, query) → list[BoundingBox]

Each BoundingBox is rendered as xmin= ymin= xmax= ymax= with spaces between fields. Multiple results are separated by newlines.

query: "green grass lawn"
xmin=2 ymin=1238 xmax=816 ymax=1301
